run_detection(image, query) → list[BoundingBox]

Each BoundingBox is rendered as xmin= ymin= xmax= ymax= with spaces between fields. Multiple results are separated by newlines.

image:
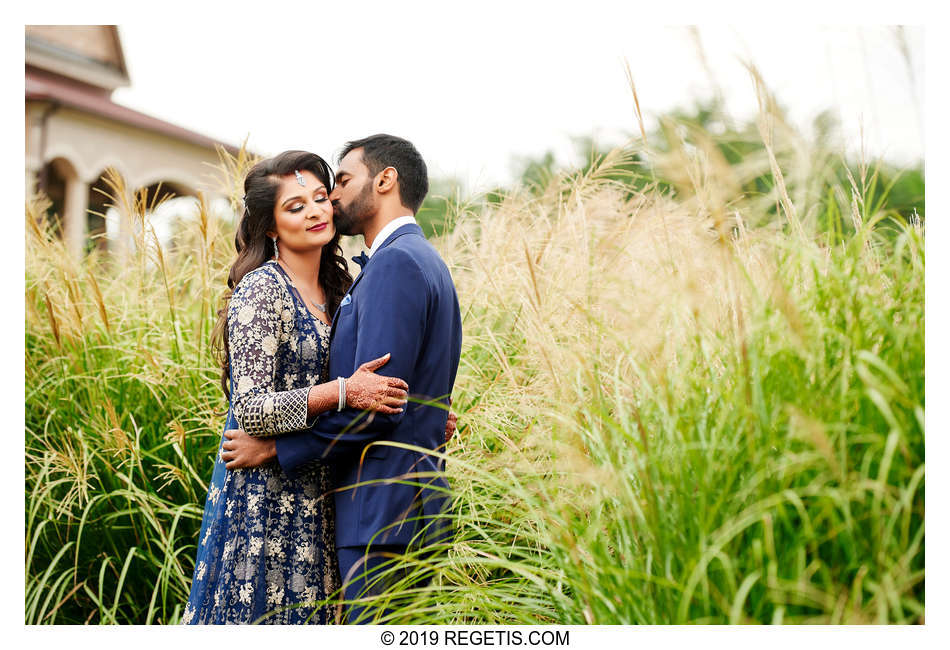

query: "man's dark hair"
xmin=340 ymin=134 xmax=429 ymax=214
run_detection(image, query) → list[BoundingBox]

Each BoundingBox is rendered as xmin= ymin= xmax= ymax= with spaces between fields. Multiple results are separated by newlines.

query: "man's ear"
xmin=376 ymin=166 xmax=398 ymax=193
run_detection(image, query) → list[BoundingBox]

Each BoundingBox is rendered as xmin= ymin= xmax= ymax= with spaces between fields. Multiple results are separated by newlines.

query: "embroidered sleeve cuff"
xmin=236 ymin=386 xmax=310 ymax=437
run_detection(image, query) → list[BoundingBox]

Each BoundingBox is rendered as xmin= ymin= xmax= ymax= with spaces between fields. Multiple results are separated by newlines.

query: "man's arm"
xmin=220 ymin=353 xmax=409 ymax=470
xmin=275 ymin=247 xmax=429 ymax=478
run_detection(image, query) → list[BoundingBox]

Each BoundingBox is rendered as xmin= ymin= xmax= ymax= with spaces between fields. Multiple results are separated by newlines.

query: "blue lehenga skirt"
xmin=182 ymin=409 xmax=340 ymax=625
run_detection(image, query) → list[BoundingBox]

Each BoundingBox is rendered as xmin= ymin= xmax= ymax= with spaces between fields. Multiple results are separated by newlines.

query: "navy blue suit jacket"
xmin=275 ymin=223 xmax=462 ymax=548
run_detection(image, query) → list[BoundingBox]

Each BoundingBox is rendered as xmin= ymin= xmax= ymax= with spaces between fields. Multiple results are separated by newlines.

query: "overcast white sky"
xmin=108 ymin=16 xmax=923 ymax=193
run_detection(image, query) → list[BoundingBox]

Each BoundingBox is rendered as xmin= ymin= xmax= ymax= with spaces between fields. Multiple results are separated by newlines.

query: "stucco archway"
xmin=37 ymin=156 xmax=92 ymax=255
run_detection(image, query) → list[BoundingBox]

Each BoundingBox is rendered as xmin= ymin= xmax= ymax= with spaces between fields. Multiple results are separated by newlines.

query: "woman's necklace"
xmin=277 ymin=260 xmax=327 ymax=312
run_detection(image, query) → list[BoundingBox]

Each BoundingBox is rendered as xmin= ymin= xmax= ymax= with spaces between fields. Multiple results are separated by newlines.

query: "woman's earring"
xmin=271 ymin=236 xmax=279 ymax=260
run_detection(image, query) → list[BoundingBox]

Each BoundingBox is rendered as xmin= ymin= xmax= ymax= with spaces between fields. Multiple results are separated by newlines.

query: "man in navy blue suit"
xmin=222 ymin=134 xmax=463 ymax=623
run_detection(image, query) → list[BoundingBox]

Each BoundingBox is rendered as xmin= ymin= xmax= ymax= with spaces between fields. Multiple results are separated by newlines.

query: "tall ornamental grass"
xmin=25 ymin=93 xmax=923 ymax=623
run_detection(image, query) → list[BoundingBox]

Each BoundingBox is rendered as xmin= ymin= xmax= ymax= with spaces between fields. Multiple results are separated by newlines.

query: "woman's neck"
xmin=275 ymin=247 xmax=322 ymax=291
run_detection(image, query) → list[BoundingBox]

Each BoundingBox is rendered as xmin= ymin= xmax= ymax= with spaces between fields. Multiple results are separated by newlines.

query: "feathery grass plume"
xmin=209 ymin=138 xmax=261 ymax=222
xmin=747 ymin=64 xmax=805 ymax=240
xmin=623 ymin=57 xmax=649 ymax=146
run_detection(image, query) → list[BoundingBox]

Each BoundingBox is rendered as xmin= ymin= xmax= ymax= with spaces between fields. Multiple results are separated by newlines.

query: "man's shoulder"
xmin=360 ymin=238 xmax=453 ymax=308
xmin=365 ymin=242 xmax=428 ymax=291
xmin=378 ymin=230 xmax=448 ymax=273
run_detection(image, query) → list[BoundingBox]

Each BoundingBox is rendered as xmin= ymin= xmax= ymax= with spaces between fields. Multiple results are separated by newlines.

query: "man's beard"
xmin=333 ymin=182 xmax=375 ymax=236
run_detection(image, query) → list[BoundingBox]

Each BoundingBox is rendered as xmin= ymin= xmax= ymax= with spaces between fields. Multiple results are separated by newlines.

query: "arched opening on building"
xmin=104 ymin=179 xmax=210 ymax=256
xmin=140 ymin=180 xmax=200 ymax=254
xmin=140 ymin=180 xmax=195 ymax=208
xmin=37 ymin=157 xmax=76 ymax=239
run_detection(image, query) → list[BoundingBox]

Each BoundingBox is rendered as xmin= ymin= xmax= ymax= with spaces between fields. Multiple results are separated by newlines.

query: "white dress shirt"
xmin=366 ymin=215 xmax=417 ymax=258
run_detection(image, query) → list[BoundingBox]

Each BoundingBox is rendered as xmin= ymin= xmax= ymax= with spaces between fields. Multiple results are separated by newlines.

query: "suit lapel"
xmin=329 ymin=223 xmax=423 ymax=338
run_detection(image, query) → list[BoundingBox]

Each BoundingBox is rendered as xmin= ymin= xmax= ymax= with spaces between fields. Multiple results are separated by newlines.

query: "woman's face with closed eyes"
xmin=267 ymin=169 xmax=335 ymax=255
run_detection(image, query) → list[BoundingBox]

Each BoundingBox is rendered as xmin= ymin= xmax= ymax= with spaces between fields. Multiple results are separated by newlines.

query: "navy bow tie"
xmin=352 ymin=251 xmax=370 ymax=268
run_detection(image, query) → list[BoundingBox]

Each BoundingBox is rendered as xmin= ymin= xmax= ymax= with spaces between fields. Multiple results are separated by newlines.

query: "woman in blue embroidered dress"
xmin=182 ymin=151 xmax=411 ymax=624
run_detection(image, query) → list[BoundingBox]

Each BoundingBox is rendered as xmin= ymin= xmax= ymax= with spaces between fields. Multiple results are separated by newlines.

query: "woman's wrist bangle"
xmin=337 ymin=376 xmax=346 ymax=411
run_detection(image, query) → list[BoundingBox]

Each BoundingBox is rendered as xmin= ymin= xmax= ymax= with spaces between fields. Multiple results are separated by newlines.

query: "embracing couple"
xmin=182 ymin=134 xmax=463 ymax=625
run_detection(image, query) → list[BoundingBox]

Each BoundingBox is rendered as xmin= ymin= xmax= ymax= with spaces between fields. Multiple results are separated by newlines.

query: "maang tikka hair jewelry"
xmin=271 ymin=236 xmax=279 ymax=260
xmin=294 ymin=170 xmax=305 ymax=186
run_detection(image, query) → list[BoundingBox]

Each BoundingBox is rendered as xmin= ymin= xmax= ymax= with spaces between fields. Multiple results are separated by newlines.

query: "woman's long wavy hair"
xmin=211 ymin=150 xmax=353 ymax=399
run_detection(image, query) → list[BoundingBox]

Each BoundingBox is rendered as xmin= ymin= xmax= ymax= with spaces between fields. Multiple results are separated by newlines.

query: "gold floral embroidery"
xmin=183 ymin=262 xmax=338 ymax=625
xmin=227 ymin=265 xmax=330 ymax=437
